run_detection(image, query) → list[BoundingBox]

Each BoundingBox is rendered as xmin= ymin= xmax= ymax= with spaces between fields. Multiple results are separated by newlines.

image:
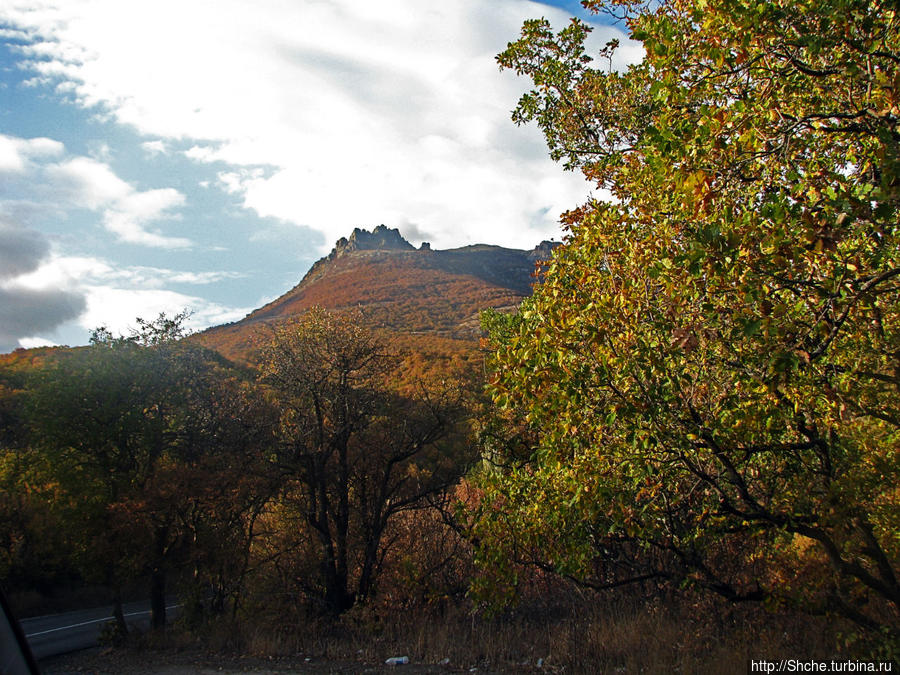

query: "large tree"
xmin=477 ymin=0 xmax=899 ymax=638
xmin=259 ymin=308 xmax=472 ymax=614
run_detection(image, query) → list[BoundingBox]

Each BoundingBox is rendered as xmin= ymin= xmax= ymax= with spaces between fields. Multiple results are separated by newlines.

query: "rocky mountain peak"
xmin=333 ymin=225 xmax=415 ymax=256
xmin=298 ymin=226 xmax=416 ymax=286
xmin=198 ymin=227 xmax=563 ymax=361
xmin=528 ymin=240 xmax=561 ymax=262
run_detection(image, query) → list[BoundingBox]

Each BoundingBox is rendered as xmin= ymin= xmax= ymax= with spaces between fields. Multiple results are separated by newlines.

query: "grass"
xmin=159 ymin=582 xmax=849 ymax=673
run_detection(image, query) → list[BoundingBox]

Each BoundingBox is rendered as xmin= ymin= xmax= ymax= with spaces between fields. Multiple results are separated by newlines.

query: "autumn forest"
xmin=2 ymin=0 xmax=899 ymax=671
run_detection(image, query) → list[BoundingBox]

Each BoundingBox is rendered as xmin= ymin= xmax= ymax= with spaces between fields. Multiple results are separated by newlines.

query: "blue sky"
xmin=0 ymin=0 xmax=639 ymax=352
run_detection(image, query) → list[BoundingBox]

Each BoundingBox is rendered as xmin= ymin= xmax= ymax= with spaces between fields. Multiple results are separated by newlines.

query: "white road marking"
xmin=25 ymin=604 xmax=179 ymax=638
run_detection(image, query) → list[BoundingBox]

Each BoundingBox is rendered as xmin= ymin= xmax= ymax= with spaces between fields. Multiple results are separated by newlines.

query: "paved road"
xmin=21 ymin=600 xmax=178 ymax=660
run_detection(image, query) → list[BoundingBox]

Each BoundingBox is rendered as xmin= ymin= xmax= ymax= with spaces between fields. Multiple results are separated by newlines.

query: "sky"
xmin=0 ymin=0 xmax=641 ymax=352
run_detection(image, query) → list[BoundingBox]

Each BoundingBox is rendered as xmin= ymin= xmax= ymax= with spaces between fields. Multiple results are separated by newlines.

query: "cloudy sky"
xmin=0 ymin=0 xmax=639 ymax=352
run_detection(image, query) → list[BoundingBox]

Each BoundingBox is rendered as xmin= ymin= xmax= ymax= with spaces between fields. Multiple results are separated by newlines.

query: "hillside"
xmin=197 ymin=225 xmax=557 ymax=363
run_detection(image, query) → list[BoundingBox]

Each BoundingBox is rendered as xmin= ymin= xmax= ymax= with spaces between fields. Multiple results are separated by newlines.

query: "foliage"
xmin=23 ymin=314 xmax=277 ymax=630
xmin=258 ymin=307 xmax=475 ymax=613
xmin=0 ymin=365 xmax=78 ymax=596
xmin=477 ymin=0 xmax=900 ymax=638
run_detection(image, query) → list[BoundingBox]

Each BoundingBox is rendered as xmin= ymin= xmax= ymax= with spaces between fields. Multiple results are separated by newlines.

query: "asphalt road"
xmin=21 ymin=600 xmax=178 ymax=660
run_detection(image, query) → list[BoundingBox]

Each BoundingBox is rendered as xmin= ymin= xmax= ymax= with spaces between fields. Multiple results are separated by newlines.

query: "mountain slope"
xmin=198 ymin=226 xmax=556 ymax=363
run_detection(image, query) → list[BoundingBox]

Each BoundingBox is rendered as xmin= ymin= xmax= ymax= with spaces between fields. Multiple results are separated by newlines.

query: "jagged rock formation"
xmin=337 ymin=225 xmax=415 ymax=253
xmin=528 ymin=240 xmax=560 ymax=262
xmin=302 ymin=225 xmax=415 ymax=285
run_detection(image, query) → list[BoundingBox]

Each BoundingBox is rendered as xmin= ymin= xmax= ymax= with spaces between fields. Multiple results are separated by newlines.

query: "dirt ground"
xmin=38 ymin=646 xmax=543 ymax=674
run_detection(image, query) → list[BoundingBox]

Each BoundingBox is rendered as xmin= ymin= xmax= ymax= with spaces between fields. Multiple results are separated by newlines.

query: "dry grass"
xmin=167 ymin=585 xmax=850 ymax=674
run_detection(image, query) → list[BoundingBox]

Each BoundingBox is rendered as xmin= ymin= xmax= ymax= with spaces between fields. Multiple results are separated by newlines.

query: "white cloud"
xmin=78 ymin=286 xmax=252 ymax=337
xmin=44 ymin=156 xmax=131 ymax=208
xmin=184 ymin=145 xmax=219 ymax=162
xmin=17 ymin=336 xmax=58 ymax=349
xmin=5 ymin=149 xmax=192 ymax=248
xmin=8 ymin=252 xmax=251 ymax=345
xmin=9 ymin=254 xmax=112 ymax=290
xmin=0 ymin=134 xmax=64 ymax=173
xmin=11 ymin=254 xmax=243 ymax=291
xmin=1 ymin=0 xmax=642 ymax=251
xmin=102 ymin=187 xmax=189 ymax=248
xmin=141 ymin=139 xmax=167 ymax=155
xmin=0 ymin=27 xmax=31 ymax=40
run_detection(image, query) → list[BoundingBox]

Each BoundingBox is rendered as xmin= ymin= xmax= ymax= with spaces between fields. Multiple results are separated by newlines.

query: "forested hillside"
xmin=197 ymin=225 xmax=556 ymax=370
xmin=197 ymin=225 xmax=557 ymax=363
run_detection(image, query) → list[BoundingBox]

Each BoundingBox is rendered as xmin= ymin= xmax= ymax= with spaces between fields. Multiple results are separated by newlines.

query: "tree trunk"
xmin=150 ymin=567 xmax=166 ymax=629
xmin=320 ymin=550 xmax=355 ymax=614
xmin=357 ymin=528 xmax=382 ymax=603
xmin=112 ymin=586 xmax=128 ymax=639
xmin=323 ymin=580 xmax=354 ymax=614
xmin=150 ymin=524 xmax=168 ymax=629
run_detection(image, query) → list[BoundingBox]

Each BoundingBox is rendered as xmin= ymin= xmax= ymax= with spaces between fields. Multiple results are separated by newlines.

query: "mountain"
xmin=197 ymin=225 xmax=558 ymax=363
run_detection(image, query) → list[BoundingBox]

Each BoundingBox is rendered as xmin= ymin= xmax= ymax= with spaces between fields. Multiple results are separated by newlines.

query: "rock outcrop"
xmin=528 ymin=240 xmax=561 ymax=262
xmin=334 ymin=225 xmax=415 ymax=255
xmin=302 ymin=225 xmax=415 ymax=284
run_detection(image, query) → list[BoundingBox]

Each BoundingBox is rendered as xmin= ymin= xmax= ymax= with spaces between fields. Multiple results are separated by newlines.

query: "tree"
xmin=0 ymin=363 xmax=79 ymax=601
xmin=477 ymin=0 xmax=900 ymax=638
xmin=173 ymin=374 xmax=280 ymax=621
xmin=259 ymin=308 xmax=472 ymax=614
xmin=26 ymin=314 xmax=273 ymax=631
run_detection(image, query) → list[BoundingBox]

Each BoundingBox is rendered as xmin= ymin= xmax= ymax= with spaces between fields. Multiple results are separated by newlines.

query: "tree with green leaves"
xmin=259 ymin=308 xmax=472 ymax=614
xmin=477 ymin=0 xmax=899 ymax=639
